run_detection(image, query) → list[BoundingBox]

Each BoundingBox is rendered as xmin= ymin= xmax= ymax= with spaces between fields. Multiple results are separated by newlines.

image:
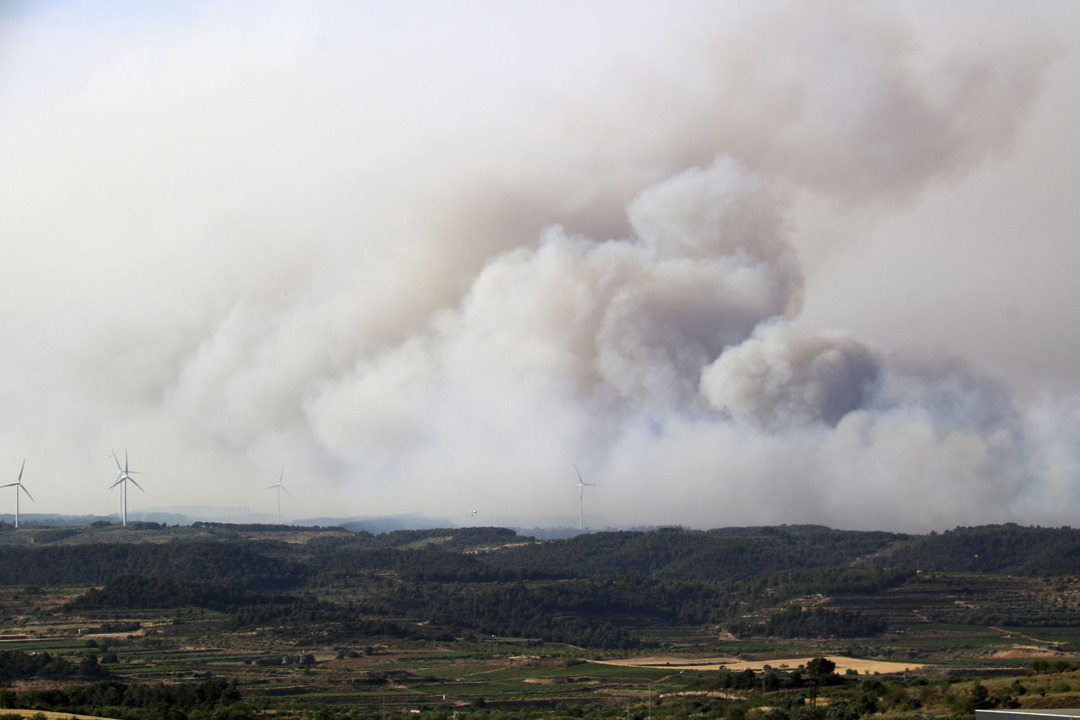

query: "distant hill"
xmin=2 ymin=522 xmax=1080 ymax=649
xmin=4 ymin=520 xmax=1080 ymax=578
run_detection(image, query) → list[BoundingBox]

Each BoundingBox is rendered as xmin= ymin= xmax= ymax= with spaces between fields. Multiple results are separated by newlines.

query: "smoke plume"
xmin=0 ymin=1 xmax=1077 ymax=531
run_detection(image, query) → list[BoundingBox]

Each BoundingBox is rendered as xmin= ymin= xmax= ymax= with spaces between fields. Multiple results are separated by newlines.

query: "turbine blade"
xmin=575 ymin=464 xmax=584 ymax=484
xmin=281 ymin=485 xmax=293 ymax=498
xmin=20 ymin=486 xmax=33 ymax=503
xmin=110 ymin=478 xmax=124 ymax=489
xmin=264 ymin=484 xmax=279 ymax=490
xmin=129 ymin=477 xmax=145 ymax=492
xmin=0 ymin=483 xmax=16 ymax=489
xmin=18 ymin=460 xmax=24 ymax=482
xmin=113 ymin=451 xmax=123 ymax=472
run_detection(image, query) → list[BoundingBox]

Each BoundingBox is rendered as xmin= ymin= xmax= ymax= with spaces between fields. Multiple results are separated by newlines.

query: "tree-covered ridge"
xmin=70 ymin=574 xmax=264 ymax=612
xmin=0 ymin=541 xmax=307 ymax=589
xmin=306 ymin=547 xmax=554 ymax=584
xmin=0 ymin=523 xmax=1078 ymax=651
xmin=885 ymin=524 xmax=1080 ymax=573
xmin=352 ymin=526 xmax=527 ymax=550
xmin=480 ymin=526 xmax=907 ymax=580
xmin=7 ymin=522 xmax=1080 ymax=582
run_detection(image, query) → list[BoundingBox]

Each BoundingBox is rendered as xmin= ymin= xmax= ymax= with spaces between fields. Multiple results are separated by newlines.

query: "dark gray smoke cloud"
xmin=0 ymin=1 xmax=1077 ymax=531
xmin=701 ymin=323 xmax=881 ymax=431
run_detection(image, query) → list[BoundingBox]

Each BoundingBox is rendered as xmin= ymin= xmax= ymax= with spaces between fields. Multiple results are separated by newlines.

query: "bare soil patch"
xmin=599 ymin=655 xmax=740 ymax=668
xmin=595 ymin=655 xmax=927 ymax=675
xmin=0 ymin=711 xmax=115 ymax=720
xmin=990 ymin=646 xmax=1064 ymax=658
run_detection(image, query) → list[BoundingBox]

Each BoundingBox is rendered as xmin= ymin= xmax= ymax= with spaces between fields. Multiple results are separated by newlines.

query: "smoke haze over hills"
xmin=1 ymin=1 xmax=1079 ymax=532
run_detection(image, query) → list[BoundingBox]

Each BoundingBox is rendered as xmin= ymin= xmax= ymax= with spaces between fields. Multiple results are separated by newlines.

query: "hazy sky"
xmin=2 ymin=0 xmax=1079 ymax=532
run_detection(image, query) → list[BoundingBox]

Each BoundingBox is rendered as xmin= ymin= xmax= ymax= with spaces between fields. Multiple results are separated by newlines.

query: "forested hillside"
xmin=886 ymin=524 xmax=1080 ymax=573
xmin=1 ymin=522 xmax=1079 ymax=649
xmin=480 ymin=526 xmax=907 ymax=580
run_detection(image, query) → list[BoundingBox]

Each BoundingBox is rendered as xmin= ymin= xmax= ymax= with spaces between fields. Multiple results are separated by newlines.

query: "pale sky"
xmin=1 ymin=0 xmax=1078 ymax=532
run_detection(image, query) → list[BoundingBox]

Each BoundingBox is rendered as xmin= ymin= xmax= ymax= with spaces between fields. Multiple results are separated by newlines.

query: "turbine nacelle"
xmin=110 ymin=450 xmax=145 ymax=526
xmin=0 ymin=460 xmax=33 ymax=500
xmin=575 ymin=464 xmax=595 ymax=490
xmin=113 ymin=450 xmax=141 ymax=480
xmin=574 ymin=464 xmax=597 ymax=532
xmin=265 ymin=469 xmax=293 ymax=496
xmin=0 ymin=482 xmax=33 ymax=500
xmin=265 ymin=467 xmax=292 ymax=524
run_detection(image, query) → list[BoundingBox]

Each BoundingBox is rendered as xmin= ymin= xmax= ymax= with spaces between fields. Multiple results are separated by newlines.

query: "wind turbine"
xmin=110 ymin=450 xmax=144 ymax=527
xmin=265 ymin=467 xmax=292 ymax=524
xmin=575 ymin=464 xmax=595 ymax=531
xmin=0 ymin=460 xmax=34 ymax=528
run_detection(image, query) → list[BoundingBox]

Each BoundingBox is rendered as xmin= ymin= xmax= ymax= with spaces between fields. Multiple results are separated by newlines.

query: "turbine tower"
xmin=265 ymin=467 xmax=292 ymax=524
xmin=0 ymin=460 xmax=34 ymax=528
xmin=110 ymin=450 xmax=144 ymax=527
xmin=575 ymin=464 xmax=595 ymax=531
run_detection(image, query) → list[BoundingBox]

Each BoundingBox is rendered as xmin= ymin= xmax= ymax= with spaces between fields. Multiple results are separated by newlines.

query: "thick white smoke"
xmin=0 ymin=1 xmax=1077 ymax=531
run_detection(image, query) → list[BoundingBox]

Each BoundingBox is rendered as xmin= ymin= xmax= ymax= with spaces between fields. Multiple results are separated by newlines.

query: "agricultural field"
xmin=0 ymin=523 xmax=1079 ymax=720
